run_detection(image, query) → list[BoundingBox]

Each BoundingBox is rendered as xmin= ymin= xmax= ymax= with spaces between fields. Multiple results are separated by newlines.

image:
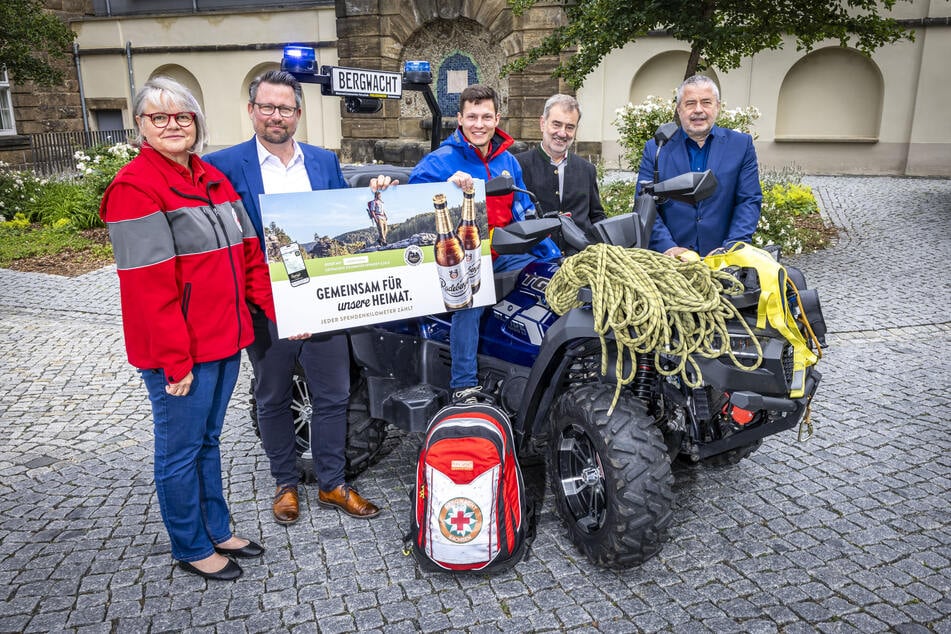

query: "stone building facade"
xmin=0 ymin=0 xmax=91 ymax=168
xmin=5 ymin=0 xmax=951 ymax=176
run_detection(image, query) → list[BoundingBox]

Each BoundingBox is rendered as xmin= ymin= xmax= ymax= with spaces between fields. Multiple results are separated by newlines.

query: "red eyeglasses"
xmin=139 ymin=112 xmax=196 ymax=128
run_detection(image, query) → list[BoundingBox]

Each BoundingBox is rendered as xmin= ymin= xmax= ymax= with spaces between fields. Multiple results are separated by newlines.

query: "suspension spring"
xmin=632 ymin=352 xmax=657 ymax=403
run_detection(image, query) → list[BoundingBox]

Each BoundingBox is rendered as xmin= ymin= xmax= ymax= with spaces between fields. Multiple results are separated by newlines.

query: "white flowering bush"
xmin=598 ymin=172 xmax=640 ymax=219
xmin=613 ymin=95 xmax=677 ymax=172
xmin=74 ymin=143 xmax=139 ymax=196
xmin=0 ymin=143 xmax=138 ymax=231
xmin=0 ymin=161 xmax=49 ymax=222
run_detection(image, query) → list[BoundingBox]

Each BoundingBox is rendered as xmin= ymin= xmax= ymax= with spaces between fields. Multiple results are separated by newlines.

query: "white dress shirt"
xmin=256 ymin=137 xmax=311 ymax=195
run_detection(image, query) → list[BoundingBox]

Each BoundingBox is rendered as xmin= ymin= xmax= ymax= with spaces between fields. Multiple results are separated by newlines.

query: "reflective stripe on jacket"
xmin=100 ymin=145 xmax=274 ymax=383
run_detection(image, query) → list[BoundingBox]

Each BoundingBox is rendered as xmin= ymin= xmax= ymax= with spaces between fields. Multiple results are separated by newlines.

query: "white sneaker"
xmin=451 ymin=385 xmax=483 ymax=405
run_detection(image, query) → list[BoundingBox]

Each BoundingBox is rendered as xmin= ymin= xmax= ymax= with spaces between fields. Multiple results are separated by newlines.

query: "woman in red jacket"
xmin=100 ymin=77 xmax=275 ymax=581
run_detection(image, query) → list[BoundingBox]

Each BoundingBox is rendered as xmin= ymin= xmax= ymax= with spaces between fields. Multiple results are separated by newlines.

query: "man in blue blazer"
xmin=638 ymin=75 xmax=762 ymax=258
xmin=205 ymin=70 xmax=386 ymax=526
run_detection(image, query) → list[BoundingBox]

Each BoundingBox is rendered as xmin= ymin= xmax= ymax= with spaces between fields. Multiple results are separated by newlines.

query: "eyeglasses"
xmin=253 ymin=103 xmax=298 ymax=118
xmin=139 ymin=112 xmax=196 ymax=128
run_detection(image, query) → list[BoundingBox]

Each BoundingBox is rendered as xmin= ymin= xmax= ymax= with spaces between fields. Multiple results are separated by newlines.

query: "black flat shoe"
xmin=214 ymin=540 xmax=265 ymax=558
xmin=178 ymin=558 xmax=243 ymax=581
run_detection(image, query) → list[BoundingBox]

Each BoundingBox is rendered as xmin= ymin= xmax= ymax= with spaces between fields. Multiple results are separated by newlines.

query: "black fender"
xmin=515 ymin=307 xmax=624 ymax=449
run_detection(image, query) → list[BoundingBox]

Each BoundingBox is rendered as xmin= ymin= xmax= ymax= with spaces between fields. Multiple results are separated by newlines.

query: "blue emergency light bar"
xmin=403 ymin=60 xmax=432 ymax=84
xmin=282 ymin=45 xmax=317 ymax=74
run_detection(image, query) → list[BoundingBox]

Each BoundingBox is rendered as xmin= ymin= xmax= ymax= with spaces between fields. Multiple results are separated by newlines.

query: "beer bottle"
xmin=433 ymin=193 xmax=472 ymax=310
xmin=457 ymin=186 xmax=482 ymax=294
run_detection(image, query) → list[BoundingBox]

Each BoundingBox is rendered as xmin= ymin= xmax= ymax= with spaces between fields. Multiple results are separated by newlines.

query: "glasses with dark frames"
xmin=139 ymin=112 xmax=196 ymax=128
xmin=252 ymin=103 xmax=298 ymax=118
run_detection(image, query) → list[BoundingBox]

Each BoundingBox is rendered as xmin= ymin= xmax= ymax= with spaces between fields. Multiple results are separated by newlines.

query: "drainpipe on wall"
xmin=125 ymin=41 xmax=135 ymax=105
xmin=74 ymin=42 xmax=90 ymax=134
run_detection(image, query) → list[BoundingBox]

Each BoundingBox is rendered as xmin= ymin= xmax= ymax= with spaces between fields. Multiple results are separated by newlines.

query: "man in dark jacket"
xmin=516 ymin=94 xmax=605 ymax=237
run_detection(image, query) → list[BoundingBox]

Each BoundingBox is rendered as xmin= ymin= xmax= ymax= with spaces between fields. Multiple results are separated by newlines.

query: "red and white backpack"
xmin=405 ymin=403 xmax=534 ymax=572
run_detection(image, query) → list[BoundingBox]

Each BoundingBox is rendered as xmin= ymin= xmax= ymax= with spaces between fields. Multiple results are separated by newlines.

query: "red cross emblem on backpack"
xmin=438 ymin=497 xmax=483 ymax=543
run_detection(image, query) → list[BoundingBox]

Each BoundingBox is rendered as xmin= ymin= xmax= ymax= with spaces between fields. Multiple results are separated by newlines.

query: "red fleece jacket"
xmin=100 ymin=145 xmax=275 ymax=383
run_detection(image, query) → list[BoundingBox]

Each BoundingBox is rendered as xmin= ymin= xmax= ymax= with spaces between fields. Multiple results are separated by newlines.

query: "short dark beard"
xmin=261 ymin=127 xmax=291 ymax=145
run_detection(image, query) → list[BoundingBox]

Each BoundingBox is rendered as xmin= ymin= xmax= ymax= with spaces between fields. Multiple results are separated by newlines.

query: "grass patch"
xmin=0 ymin=223 xmax=112 ymax=275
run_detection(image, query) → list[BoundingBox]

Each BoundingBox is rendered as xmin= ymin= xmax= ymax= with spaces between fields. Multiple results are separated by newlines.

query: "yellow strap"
xmin=704 ymin=243 xmax=818 ymax=398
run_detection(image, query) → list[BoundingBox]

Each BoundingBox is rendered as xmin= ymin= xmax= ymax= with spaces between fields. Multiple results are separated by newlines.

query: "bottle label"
xmin=437 ymin=263 xmax=472 ymax=309
xmin=464 ymin=248 xmax=481 ymax=290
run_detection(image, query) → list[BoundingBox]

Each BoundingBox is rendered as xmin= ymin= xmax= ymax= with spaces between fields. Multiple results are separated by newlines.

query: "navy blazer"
xmin=638 ymin=125 xmax=761 ymax=255
xmin=204 ymin=138 xmax=348 ymax=250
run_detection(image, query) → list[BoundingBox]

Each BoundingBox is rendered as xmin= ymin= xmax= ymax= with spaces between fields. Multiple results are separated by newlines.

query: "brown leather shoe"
xmin=317 ymin=484 xmax=381 ymax=518
xmin=272 ymin=484 xmax=299 ymax=525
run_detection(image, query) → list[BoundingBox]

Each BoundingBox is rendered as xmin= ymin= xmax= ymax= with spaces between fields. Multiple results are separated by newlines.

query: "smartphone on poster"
xmin=279 ymin=242 xmax=310 ymax=287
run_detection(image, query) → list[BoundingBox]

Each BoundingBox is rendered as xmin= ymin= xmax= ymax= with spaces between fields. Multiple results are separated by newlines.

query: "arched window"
xmin=0 ymin=69 xmax=15 ymax=135
xmin=629 ymin=52 xmax=719 ymax=105
xmin=776 ymin=48 xmax=883 ymax=142
xmin=150 ymin=65 xmax=204 ymax=114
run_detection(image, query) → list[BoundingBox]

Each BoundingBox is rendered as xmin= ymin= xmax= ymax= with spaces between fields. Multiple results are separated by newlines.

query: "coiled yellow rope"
xmin=545 ymin=244 xmax=763 ymax=410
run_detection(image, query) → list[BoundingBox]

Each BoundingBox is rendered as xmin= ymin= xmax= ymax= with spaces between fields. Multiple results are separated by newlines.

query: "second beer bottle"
xmin=457 ymin=186 xmax=482 ymax=294
xmin=433 ymin=193 xmax=472 ymax=310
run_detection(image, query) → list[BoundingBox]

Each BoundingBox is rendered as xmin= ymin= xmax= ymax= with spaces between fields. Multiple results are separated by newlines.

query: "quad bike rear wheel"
xmin=250 ymin=366 xmax=388 ymax=480
xmin=547 ymin=383 xmax=674 ymax=568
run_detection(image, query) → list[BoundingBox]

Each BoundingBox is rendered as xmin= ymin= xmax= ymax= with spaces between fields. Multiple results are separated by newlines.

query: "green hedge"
xmin=0 ymin=143 xmax=137 ymax=229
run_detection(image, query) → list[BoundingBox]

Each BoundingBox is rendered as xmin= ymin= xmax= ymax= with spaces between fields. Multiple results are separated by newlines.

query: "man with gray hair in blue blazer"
xmin=638 ymin=74 xmax=762 ymax=258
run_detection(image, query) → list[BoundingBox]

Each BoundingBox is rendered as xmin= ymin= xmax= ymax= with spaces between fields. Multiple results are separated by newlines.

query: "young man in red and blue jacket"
xmin=409 ymin=84 xmax=560 ymax=403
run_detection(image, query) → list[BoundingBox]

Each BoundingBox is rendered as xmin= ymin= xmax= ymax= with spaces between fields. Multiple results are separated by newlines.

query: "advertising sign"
xmin=260 ymin=180 xmax=494 ymax=337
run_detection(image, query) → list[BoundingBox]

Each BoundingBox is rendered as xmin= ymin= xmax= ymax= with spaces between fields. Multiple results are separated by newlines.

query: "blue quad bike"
xmin=253 ymin=138 xmax=826 ymax=569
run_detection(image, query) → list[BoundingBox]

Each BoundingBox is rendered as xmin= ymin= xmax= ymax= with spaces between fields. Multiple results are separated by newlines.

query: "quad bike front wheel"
xmin=547 ymin=383 xmax=674 ymax=568
xmin=250 ymin=366 xmax=388 ymax=480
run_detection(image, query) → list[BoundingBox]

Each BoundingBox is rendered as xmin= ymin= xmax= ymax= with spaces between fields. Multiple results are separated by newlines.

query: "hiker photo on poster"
xmin=260 ymin=180 xmax=494 ymax=337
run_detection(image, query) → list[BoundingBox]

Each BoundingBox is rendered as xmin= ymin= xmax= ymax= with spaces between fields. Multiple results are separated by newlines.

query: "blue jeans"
xmin=449 ymin=253 xmax=536 ymax=389
xmin=449 ymin=307 xmax=483 ymax=389
xmin=247 ymin=315 xmax=349 ymax=491
xmin=141 ymin=353 xmax=240 ymax=562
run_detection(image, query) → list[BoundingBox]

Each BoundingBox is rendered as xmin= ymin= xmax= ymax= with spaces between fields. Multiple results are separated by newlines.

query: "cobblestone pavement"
xmin=0 ymin=176 xmax=949 ymax=633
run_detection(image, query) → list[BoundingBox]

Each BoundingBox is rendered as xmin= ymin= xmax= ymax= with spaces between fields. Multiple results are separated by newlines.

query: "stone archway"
xmin=398 ymin=17 xmax=509 ymax=141
xmin=775 ymin=47 xmax=883 ymax=141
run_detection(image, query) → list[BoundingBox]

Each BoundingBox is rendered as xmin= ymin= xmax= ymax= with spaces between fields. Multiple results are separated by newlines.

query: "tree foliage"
xmin=504 ymin=0 xmax=913 ymax=88
xmin=0 ymin=0 xmax=76 ymax=86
